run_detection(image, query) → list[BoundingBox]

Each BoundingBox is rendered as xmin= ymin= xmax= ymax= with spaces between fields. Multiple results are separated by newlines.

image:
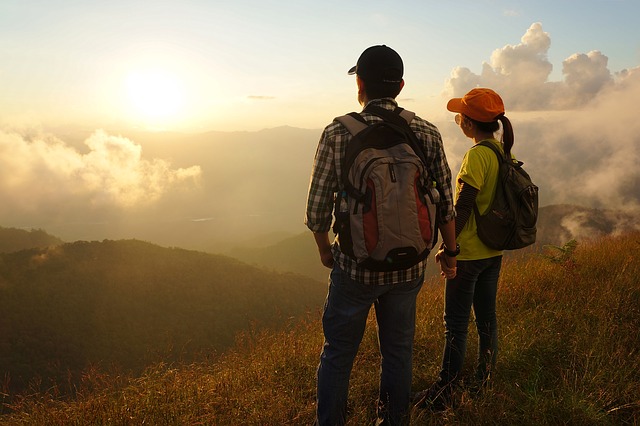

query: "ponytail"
xmin=498 ymin=115 xmax=514 ymax=157
xmin=468 ymin=114 xmax=515 ymax=157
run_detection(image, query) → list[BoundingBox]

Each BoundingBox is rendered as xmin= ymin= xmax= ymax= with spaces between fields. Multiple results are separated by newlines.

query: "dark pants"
xmin=316 ymin=265 xmax=424 ymax=426
xmin=439 ymin=256 xmax=502 ymax=385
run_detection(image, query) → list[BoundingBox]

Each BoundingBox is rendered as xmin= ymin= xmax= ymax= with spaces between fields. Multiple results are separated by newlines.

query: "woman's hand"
xmin=435 ymin=249 xmax=457 ymax=279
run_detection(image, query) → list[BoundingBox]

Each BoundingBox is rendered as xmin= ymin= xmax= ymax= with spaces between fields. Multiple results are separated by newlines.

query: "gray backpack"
xmin=332 ymin=105 xmax=440 ymax=271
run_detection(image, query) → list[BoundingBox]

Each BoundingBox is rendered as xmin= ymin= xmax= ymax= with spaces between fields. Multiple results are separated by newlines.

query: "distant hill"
xmin=0 ymin=226 xmax=63 ymax=253
xmin=226 ymin=204 xmax=639 ymax=282
xmin=228 ymin=232 xmax=442 ymax=283
xmin=228 ymin=232 xmax=330 ymax=284
xmin=0 ymin=239 xmax=326 ymax=396
xmin=536 ymin=204 xmax=639 ymax=246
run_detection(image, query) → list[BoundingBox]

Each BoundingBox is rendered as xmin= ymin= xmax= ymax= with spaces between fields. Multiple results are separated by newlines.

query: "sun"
xmin=125 ymin=69 xmax=185 ymax=122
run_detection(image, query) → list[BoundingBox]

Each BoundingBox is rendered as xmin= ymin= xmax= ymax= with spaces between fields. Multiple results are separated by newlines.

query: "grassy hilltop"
xmin=2 ymin=232 xmax=639 ymax=425
xmin=0 ymin=238 xmax=326 ymax=399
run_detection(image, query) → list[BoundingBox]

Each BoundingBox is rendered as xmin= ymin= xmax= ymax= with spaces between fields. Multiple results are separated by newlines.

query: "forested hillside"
xmin=0 ymin=227 xmax=63 ymax=253
xmin=3 ymin=232 xmax=638 ymax=424
xmin=0 ymin=239 xmax=326 ymax=396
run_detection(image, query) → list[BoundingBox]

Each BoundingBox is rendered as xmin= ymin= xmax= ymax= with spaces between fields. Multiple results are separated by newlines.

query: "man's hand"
xmin=319 ymin=247 xmax=334 ymax=269
xmin=435 ymin=249 xmax=457 ymax=279
xmin=313 ymin=232 xmax=334 ymax=269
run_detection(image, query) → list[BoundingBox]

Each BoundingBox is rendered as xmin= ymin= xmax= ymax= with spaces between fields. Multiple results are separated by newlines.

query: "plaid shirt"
xmin=305 ymin=98 xmax=455 ymax=285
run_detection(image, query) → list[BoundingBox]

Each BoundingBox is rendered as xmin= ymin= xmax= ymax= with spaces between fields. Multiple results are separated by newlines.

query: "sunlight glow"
xmin=125 ymin=69 xmax=185 ymax=121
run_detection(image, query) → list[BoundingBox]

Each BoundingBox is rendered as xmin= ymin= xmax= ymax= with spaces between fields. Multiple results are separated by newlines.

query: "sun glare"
xmin=125 ymin=69 xmax=185 ymax=122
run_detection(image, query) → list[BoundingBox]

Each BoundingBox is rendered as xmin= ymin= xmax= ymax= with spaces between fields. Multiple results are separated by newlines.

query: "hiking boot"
xmin=413 ymin=381 xmax=452 ymax=411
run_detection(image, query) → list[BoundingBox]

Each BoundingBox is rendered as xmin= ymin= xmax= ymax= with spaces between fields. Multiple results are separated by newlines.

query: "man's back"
xmin=306 ymin=98 xmax=455 ymax=284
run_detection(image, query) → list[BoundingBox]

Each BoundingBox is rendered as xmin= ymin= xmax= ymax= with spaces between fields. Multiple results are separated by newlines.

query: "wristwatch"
xmin=442 ymin=243 xmax=460 ymax=257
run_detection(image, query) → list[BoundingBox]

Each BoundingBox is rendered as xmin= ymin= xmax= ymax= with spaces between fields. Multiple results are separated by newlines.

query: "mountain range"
xmin=228 ymin=204 xmax=640 ymax=282
xmin=1 ymin=202 xmax=637 ymax=396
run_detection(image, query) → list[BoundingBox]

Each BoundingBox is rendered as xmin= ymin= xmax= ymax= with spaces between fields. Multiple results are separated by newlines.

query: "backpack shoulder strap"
xmin=335 ymin=112 xmax=368 ymax=136
xmin=476 ymin=140 xmax=524 ymax=166
xmin=398 ymin=108 xmax=415 ymax=125
xmin=472 ymin=141 xmax=507 ymax=218
xmin=476 ymin=140 xmax=506 ymax=162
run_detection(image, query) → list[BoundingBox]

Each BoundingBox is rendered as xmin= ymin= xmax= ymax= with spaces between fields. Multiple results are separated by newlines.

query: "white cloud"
xmin=0 ymin=129 xmax=201 ymax=222
xmin=488 ymin=21 xmax=552 ymax=80
xmin=440 ymin=22 xmax=640 ymax=216
xmin=445 ymin=22 xmax=554 ymax=109
xmin=488 ymin=67 xmax=640 ymax=212
xmin=562 ymin=50 xmax=613 ymax=104
xmin=443 ymin=22 xmax=617 ymax=111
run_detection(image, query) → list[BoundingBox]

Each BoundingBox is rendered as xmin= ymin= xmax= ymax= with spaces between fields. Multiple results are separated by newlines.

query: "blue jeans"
xmin=439 ymin=256 xmax=502 ymax=385
xmin=316 ymin=265 xmax=424 ymax=426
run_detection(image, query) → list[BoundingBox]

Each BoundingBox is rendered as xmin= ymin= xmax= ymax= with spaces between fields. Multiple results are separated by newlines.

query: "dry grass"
xmin=3 ymin=232 xmax=639 ymax=425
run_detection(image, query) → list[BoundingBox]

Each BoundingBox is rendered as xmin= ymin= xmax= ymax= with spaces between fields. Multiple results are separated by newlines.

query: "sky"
xmin=1 ymin=0 xmax=639 ymax=132
xmin=0 ymin=0 xmax=639 ymax=245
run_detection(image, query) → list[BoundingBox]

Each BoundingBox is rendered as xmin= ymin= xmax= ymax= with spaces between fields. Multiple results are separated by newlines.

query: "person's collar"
xmin=363 ymin=98 xmax=398 ymax=110
xmin=474 ymin=138 xmax=503 ymax=149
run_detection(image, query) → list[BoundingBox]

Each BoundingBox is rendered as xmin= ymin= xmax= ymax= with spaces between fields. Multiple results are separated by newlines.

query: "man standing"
xmin=305 ymin=45 xmax=457 ymax=425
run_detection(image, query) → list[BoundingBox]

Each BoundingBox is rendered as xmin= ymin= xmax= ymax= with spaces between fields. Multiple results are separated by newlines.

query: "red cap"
xmin=447 ymin=88 xmax=505 ymax=122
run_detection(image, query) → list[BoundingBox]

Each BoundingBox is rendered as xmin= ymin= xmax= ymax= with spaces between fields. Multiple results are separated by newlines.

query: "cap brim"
xmin=347 ymin=65 xmax=357 ymax=75
xmin=447 ymin=98 xmax=464 ymax=113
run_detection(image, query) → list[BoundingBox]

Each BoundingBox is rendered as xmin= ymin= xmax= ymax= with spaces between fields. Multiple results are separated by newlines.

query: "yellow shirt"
xmin=456 ymin=138 xmax=505 ymax=260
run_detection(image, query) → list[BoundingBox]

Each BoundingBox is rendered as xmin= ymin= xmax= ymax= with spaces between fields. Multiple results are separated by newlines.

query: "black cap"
xmin=347 ymin=45 xmax=403 ymax=84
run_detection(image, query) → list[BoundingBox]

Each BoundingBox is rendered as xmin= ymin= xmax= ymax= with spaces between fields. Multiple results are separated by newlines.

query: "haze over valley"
xmin=2 ymin=22 xmax=638 ymax=253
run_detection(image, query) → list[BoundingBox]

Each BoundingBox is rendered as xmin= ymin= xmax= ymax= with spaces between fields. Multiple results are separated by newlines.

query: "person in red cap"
xmin=305 ymin=45 xmax=457 ymax=425
xmin=414 ymin=87 xmax=515 ymax=410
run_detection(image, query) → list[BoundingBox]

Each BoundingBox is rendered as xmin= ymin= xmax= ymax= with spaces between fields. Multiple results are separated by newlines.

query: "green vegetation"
xmin=0 ymin=239 xmax=325 ymax=399
xmin=0 ymin=227 xmax=63 ymax=253
xmin=2 ymin=232 xmax=639 ymax=425
xmin=542 ymin=239 xmax=579 ymax=265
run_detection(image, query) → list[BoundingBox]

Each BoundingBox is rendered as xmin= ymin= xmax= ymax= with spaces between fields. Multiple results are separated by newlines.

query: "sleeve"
xmin=458 ymin=147 xmax=491 ymax=191
xmin=454 ymin=182 xmax=479 ymax=237
xmin=423 ymin=128 xmax=455 ymax=224
xmin=304 ymin=127 xmax=338 ymax=233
